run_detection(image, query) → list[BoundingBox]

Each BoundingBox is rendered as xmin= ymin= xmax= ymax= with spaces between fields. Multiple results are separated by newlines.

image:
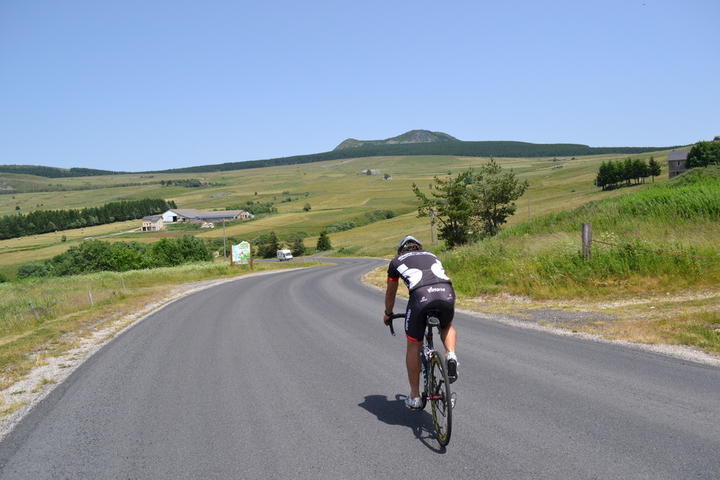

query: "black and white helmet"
xmin=397 ymin=235 xmax=422 ymax=254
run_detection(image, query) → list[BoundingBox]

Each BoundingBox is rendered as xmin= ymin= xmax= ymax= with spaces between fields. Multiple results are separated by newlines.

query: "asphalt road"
xmin=1 ymin=258 xmax=719 ymax=479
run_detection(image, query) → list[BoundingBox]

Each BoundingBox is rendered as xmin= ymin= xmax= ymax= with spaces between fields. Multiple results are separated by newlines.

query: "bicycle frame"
xmin=387 ymin=312 xmax=442 ymax=379
xmin=421 ymin=315 xmax=444 ymax=402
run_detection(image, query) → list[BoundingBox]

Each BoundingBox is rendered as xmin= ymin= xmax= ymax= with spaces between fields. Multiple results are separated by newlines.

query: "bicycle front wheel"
xmin=428 ymin=351 xmax=452 ymax=446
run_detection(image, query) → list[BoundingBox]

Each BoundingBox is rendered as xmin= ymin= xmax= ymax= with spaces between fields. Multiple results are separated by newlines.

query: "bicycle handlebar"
xmin=386 ymin=313 xmax=405 ymax=336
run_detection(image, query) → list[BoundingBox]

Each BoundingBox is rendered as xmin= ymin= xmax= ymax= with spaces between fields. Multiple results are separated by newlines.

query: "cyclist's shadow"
xmin=358 ymin=394 xmax=446 ymax=453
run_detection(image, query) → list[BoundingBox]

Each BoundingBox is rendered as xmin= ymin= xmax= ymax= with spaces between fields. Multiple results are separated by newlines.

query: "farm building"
xmin=141 ymin=216 xmax=165 ymax=232
xmin=667 ymin=149 xmax=689 ymax=178
xmin=161 ymin=209 xmax=253 ymax=223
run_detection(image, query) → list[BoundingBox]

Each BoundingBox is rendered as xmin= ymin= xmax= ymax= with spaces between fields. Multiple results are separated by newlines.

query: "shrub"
xmin=316 ymin=231 xmax=332 ymax=251
xmin=17 ymin=262 xmax=52 ymax=279
xmin=326 ymin=209 xmax=396 ymax=233
xmin=16 ymin=236 xmax=212 ymax=278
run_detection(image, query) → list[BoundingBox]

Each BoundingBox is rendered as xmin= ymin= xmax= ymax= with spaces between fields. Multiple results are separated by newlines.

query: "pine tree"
xmin=316 ymin=231 xmax=332 ymax=251
xmin=648 ymin=156 xmax=661 ymax=182
xmin=595 ymin=162 xmax=610 ymax=190
xmin=267 ymin=231 xmax=280 ymax=257
xmin=291 ymin=236 xmax=305 ymax=257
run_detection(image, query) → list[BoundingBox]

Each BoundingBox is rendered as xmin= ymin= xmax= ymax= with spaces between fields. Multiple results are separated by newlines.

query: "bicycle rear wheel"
xmin=427 ymin=351 xmax=452 ymax=446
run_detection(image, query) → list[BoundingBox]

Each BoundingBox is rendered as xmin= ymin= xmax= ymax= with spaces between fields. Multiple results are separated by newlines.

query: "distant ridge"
xmin=334 ymin=129 xmax=458 ymax=150
xmin=1 ymin=130 xmax=683 ymax=177
xmin=154 ymin=140 xmax=680 ymax=174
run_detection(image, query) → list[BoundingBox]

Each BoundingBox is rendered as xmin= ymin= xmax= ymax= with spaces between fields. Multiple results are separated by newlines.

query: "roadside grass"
xmin=0 ymin=400 xmax=27 ymax=417
xmin=0 ymin=259 xmax=319 ymax=389
xmin=666 ymin=311 xmax=720 ymax=354
xmin=601 ymin=304 xmax=720 ymax=355
xmin=31 ymin=377 xmax=55 ymax=394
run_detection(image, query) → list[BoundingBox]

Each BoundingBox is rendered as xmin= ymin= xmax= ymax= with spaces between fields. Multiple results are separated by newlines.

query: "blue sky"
xmin=1 ymin=0 xmax=718 ymax=171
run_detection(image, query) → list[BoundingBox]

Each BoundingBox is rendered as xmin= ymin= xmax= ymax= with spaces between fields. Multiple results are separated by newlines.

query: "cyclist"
xmin=383 ymin=235 xmax=458 ymax=410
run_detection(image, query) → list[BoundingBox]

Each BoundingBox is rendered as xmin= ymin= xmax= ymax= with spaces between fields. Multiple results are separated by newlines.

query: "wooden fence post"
xmin=28 ymin=301 xmax=40 ymax=321
xmin=582 ymin=222 xmax=592 ymax=261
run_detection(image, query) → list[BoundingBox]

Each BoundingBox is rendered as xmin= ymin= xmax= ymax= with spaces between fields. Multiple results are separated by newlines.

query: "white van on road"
xmin=277 ymin=249 xmax=293 ymax=261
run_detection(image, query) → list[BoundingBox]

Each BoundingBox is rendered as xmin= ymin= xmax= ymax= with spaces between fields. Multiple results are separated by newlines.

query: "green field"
xmin=0 ymin=151 xmax=675 ymax=277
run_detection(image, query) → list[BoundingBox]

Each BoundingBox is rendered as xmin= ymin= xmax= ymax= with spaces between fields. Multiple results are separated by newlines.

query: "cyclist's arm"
xmin=384 ymin=277 xmax=399 ymax=320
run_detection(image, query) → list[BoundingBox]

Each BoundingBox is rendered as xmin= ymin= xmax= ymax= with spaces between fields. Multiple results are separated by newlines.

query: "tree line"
xmin=252 ymin=230 xmax=332 ymax=258
xmin=0 ymin=181 xmax=162 ymax=195
xmin=594 ymin=157 xmax=662 ymax=191
xmin=0 ymin=198 xmax=176 ymax=240
xmin=0 ymin=165 xmax=118 ymax=177
xmin=160 ymin=179 xmax=222 ymax=188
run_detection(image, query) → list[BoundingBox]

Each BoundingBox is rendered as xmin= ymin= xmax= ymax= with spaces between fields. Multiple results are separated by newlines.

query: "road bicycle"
xmin=387 ymin=312 xmax=454 ymax=447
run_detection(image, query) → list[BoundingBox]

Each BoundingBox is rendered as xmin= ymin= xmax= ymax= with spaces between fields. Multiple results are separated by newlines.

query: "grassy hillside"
xmin=1 ymin=150 xmax=675 ymax=278
xmin=439 ymin=166 xmax=720 ymax=300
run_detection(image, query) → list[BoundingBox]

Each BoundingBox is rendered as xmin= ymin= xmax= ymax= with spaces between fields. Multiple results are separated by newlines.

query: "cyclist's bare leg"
xmin=440 ymin=324 xmax=457 ymax=356
xmin=406 ymin=339 xmax=422 ymax=398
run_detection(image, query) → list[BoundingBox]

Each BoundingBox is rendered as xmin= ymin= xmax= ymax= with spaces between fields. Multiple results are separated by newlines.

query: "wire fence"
xmin=590 ymin=238 xmax=720 ymax=262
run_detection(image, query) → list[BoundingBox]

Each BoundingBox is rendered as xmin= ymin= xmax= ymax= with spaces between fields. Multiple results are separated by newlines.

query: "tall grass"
xmin=442 ymin=168 xmax=720 ymax=299
xmin=507 ymin=168 xmax=720 ymax=238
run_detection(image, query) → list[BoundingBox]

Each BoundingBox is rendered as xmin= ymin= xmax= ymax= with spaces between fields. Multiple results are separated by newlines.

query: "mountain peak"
xmin=334 ymin=129 xmax=458 ymax=151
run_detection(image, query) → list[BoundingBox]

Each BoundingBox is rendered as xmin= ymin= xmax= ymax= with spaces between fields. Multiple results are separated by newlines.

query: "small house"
xmin=667 ymin=149 xmax=690 ymax=178
xmin=141 ymin=216 xmax=164 ymax=231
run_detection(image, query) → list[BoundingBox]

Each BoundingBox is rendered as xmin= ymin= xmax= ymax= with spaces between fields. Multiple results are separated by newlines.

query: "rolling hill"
xmin=0 ymin=130 xmax=682 ymax=177
xmin=333 ymin=129 xmax=458 ymax=150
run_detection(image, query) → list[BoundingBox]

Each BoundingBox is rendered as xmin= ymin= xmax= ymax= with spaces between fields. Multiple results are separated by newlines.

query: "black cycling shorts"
xmin=404 ymin=284 xmax=455 ymax=342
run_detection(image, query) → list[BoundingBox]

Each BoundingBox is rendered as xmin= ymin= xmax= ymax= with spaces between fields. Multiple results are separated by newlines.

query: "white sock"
xmin=447 ymin=351 xmax=457 ymax=363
